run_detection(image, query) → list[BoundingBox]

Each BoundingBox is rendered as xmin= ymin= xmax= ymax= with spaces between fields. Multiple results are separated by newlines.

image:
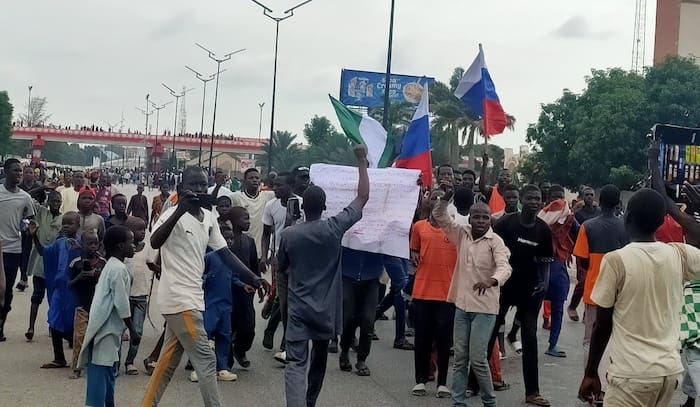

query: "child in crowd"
xmin=26 ymin=190 xmax=64 ymax=341
xmin=68 ymin=231 xmax=106 ymax=378
xmin=202 ymin=225 xmax=256 ymax=382
xmin=30 ymin=212 xmax=82 ymax=369
xmin=106 ymin=194 xmax=132 ymax=229
xmin=78 ymin=226 xmax=139 ymax=407
xmin=77 ymin=189 xmax=105 ymax=240
xmin=123 ymin=217 xmax=153 ymax=375
xmin=216 ymin=196 xmax=232 ymax=224
xmin=227 ymin=207 xmax=260 ymax=369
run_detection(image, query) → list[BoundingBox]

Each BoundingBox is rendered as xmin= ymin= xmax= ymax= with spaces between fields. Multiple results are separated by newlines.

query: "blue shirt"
xmin=341 ymin=247 xmax=384 ymax=281
xmin=203 ymin=250 xmax=244 ymax=310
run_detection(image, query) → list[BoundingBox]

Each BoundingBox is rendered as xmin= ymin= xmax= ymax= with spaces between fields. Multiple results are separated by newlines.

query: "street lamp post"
xmin=195 ymin=43 xmax=245 ymax=173
xmin=258 ymin=102 xmax=265 ymax=140
xmin=382 ymin=0 xmax=396 ymax=131
xmin=185 ymin=65 xmax=225 ymax=166
xmin=251 ymin=0 xmax=313 ymax=173
xmin=136 ymin=96 xmax=154 ymax=172
xmin=162 ymin=84 xmax=194 ymax=170
xmin=149 ymin=100 xmax=172 ymax=170
xmin=27 ymin=85 xmax=33 ymax=126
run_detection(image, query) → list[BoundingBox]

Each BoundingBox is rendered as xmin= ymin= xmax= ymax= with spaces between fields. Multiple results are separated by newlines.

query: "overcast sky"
xmin=1 ymin=0 xmax=655 ymax=151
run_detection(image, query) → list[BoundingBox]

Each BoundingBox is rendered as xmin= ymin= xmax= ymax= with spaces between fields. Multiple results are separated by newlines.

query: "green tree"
xmin=0 ymin=91 xmax=13 ymax=159
xmin=303 ymin=115 xmax=336 ymax=145
xmin=306 ymin=130 xmax=357 ymax=166
xmin=258 ymin=130 xmax=305 ymax=173
xmin=525 ymin=57 xmax=700 ymax=189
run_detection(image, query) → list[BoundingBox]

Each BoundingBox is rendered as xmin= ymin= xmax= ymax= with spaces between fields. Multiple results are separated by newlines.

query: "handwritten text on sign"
xmin=310 ymin=164 xmax=420 ymax=259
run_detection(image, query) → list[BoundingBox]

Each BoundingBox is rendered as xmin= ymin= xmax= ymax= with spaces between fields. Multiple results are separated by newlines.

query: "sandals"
xmin=355 ymin=362 xmax=371 ymax=376
xmin=125 ymin=364 xmax=139 ymax=375
xmin=143 ymin=358 xmax=157 ymax=376
xmin=493 ymin=381 xmax=511 ymax=391
xmin=567 ymin=308 xmax=580 ymax=322
xmin=25 ymin=330 xmax=34 ymax=342
xmin=526 ymin=394 xmax=551 ymax=406
xmin=339 ymin=353 xmax=352 ymax=372
xmin=41 ymin=360 xmax=68 ymax=369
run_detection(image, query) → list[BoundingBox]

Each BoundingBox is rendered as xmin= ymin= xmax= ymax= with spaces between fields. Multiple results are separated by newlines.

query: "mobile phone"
xmin=195 ymin=193 xmax=213 ymax=209
xmin=288 ymin=197 xmax=301 ymax=220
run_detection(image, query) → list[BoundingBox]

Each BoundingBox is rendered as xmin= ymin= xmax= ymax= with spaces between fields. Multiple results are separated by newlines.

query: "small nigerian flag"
xmin=329 ymin=95 xmax=393 ymax=168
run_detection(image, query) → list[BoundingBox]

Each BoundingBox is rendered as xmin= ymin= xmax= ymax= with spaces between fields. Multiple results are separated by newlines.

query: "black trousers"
xmin=231 ymin=288 xmax=256 ymax=357
xmin=340 ymin=277 xmax=379 ymax=361
xmin=488 ymin=294 xmax=544 ymax=397
xmin=285 ymin=339 xmax=329 ymax=407
xmin=265 ymin=296 xmax=286 ymax=351
xmin=413 ymin=299 xmax=455 ymax=386
xmin=50 ymin=328 xmax=73 ymax=363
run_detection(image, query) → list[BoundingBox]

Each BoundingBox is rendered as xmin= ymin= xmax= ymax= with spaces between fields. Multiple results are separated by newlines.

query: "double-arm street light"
xmin=195 ymin=43 xmax=245 ymax=173
xmin=185 ymin=65 xmax=226 ymax=166
xmin=162 ymin=84 xmax=194 ymax=169
xmin=149 ymin=100 xmax=172 ymax=170
xmin=250 ymin=0 xmax=313 ymax=173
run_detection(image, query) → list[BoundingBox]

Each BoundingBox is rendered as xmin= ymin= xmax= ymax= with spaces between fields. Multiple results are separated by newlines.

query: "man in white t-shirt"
xmin=261 ymin=172 xmax=303 ymax=363
xmin=141 ymin=167 xmax=268 ymax=407
xmin=579 ymin=188 xmax=700 ymax=406
xmin=230 ymin=168 xmax=275 ymax=258
xmin=60 ymin=170 xmax=86 ymax=213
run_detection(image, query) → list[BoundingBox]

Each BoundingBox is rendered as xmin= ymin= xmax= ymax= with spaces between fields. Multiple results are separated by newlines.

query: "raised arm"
xmin=432 ymin=189 xmax=462 ymax=244
xmin=479 ymin=152 xmax=493 ymax=199
xmin=648 ymin=143 xmax=700 ymax=244
xmin=349 ymin=144 xmax=370 ymax=210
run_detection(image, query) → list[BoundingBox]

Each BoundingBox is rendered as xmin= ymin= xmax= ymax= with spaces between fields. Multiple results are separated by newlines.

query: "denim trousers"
xmin=452 ymin=309 xmax=496 ymax=407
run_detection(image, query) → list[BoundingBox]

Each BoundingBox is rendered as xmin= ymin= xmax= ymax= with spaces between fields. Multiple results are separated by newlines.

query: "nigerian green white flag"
xmin=329 ymin=95 xmax=393 ymax=168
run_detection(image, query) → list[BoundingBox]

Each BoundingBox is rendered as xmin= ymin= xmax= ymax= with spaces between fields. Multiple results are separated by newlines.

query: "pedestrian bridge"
xmin=12 ymin=126 xmax=266 ymax=154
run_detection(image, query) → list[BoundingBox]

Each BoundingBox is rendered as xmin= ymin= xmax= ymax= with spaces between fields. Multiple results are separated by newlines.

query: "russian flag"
xmin=396 ymin=82 xmax=433 ymax=186
xmin=453 ymin=44 xmax=507 ymax=136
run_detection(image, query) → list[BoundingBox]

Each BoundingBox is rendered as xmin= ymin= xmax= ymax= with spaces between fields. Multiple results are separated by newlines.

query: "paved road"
xmin=0 ymin=183 xmax=687 ymax=406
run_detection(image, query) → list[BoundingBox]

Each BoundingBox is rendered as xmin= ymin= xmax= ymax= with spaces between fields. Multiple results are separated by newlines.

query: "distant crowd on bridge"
xmin=12 ymin=121 xmax=254 ymax=142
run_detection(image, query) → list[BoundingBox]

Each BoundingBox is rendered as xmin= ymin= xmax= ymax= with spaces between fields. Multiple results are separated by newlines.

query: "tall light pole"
xmin=251 ymin=0 xmax=313 ymax=173
xmin=185 ymin=65 xmax=225 ymax=166
xmin=136 ymin=96 xmax=154 ymax=171
xmin=195 ymin=43 xmax=245 ymax=173
xmin=382 ymin=0 xmax=396 ymax=131
xmin=162 ymin=84 xmax=194 ymax=170
xmin=27 ymin=85 xmax=33 ymax=126
xmin=258 ymin=102 xmax=265 ymax=140
xmin=149 ymin=100 xmax=172 ymax=170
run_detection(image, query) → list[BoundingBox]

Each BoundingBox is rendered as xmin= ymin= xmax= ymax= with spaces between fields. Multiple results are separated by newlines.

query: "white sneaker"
xmin=217 ymin=370 xmax=238 ymax=381
xmin=412 ymin=383 xmax=427 ymax=396
xmin=274 ymin=351 xmax=288 ymax=365
xmin=436 ymin=385 xmax=451 ymax=398
xmin=189 ymin=371 xmax=198 ymax=382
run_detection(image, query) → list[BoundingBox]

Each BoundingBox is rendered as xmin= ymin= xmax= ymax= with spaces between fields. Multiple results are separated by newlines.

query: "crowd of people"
xmin=2 ymin=144 xmax=700 ymax=406
xmin=12 ymin=121 xmax=250 ymax=141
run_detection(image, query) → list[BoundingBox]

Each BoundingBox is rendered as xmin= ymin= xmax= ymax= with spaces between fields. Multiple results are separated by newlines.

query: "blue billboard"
xmin=340 ymin=69 xmax=435 ymax=108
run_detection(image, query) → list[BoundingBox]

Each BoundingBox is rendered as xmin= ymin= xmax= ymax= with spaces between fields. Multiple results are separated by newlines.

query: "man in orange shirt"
xmin=409 ymin=188 xmax=457 ymax=398
xmin=572 ymin=184 xmax=626 ymax=393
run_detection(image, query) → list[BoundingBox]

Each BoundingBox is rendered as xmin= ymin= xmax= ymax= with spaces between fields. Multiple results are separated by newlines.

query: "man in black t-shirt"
xmin=491 ymin=184 xmax=554 ymax=406
xmin=574 ymin=187 xmax=600 ymax=224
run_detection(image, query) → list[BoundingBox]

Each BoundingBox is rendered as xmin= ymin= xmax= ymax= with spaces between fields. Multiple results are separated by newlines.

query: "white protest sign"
xmin=310 ymin=163 xmax=420 ymax=259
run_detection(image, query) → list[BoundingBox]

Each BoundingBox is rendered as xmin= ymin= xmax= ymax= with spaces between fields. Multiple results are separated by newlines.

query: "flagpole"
xmin=382 ymin=0 xmax=396 ymax=131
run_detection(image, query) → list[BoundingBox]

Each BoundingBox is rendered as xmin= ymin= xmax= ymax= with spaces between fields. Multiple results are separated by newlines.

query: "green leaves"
xmin=0 ymin=91 xmax=13 ymax=159
xmin=524 ymin=57 xmax=700 ymax=189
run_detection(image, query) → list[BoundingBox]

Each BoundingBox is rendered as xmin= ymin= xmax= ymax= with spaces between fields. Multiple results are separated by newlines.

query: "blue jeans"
xmin=377 ymin=256 xmax=408 ymax=343
xmin=545 ymin=259 xmax=570 ymax=349
xmin=452 ymin=310 xmax=496 ymax=407
xmin=125 ymin=296 xmax=147 ymax=365
xmin=86 ymin=362 xmax=117 ymax=407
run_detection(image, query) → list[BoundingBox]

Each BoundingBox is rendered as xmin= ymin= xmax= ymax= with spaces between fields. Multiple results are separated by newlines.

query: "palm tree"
xmin=257 ymin=130 xmax=306 ymax=173
xmin=306 ymin=131 xmax=357 ymax=166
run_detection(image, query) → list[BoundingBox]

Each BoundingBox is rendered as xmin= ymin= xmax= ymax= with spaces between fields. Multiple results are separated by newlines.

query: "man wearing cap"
xmin=291 ymin=166 xmax=310 ymax=198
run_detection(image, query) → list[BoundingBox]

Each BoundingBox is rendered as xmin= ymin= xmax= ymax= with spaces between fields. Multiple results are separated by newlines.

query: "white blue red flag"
xmin=453 ymin=44 xmax=507 ymax=136
xmin=396 ymin=82 xmax=432 ymax=186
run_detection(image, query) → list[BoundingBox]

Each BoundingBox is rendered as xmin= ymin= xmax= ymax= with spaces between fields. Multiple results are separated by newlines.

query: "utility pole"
xmin=162 ymin=84 xmax=194 ymax=170
xmin=258 ymin=102 xmax=265 ymax=140
xmin=186 ymin=65 xmax=224 ymax=166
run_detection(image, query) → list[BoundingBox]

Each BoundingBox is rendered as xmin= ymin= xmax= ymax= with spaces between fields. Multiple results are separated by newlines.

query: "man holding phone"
xmin=141 ymin=166 xmax=268 ymax=407
xmin=261 ymin=172 xmax=304 ymax=363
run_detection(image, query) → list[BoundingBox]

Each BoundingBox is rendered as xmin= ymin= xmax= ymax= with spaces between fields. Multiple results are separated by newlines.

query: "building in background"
xmin=654 ymin=0 xmax=700 ymax=64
